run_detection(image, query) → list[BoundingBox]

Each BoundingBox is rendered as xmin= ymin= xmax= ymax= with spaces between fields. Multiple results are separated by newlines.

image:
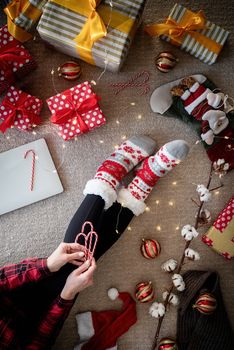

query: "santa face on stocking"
xmin=150 ymin=74 xmax=234 ymax=170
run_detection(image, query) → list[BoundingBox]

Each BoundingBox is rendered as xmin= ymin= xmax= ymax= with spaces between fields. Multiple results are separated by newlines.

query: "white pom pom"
xmin=108 ymin=288 xmax=119 ymax=300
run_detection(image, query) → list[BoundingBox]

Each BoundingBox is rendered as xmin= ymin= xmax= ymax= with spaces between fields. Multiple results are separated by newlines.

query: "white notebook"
xmin=0 ymin=138 xmax=64 ymax=215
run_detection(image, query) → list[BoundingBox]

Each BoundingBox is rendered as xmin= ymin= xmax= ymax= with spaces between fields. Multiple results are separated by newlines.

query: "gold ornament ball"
xmin=135 ymin=281 xmax=154 ymax=303
xmin=193 ymin=292 xmax=217 ymax=315
xmin=58 ymin=61 xmax=81 ymax=80
xmin=158 ymin=337 xmax=178 ymax=350
xmin=141 ymin=238 xmax=161 ymax=259
xmin=155 ymin=52 xmax=178 ymax=73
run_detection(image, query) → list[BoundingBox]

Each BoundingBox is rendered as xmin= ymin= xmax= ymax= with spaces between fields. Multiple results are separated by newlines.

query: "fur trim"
xmin=117 ymin=188 xmax=146 ymax=216
xmin=83 ymin=179 xmax=117 ymax=210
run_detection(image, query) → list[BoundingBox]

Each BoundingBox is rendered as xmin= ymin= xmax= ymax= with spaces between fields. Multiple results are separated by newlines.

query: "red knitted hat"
xmin=75 ymin=289 xmax=137 ymax=350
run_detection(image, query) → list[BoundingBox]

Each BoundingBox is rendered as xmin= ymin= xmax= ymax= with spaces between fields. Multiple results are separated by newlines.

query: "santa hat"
xmin=74 ymin=288 xmax=137 ymax=350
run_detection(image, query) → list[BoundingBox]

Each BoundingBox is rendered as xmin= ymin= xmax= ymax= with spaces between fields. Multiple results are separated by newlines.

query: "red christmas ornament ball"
xmin=141 ymin=238 xmax=161 ymax=259
xmin=58 ymin=61 xmax=81 ymax=80
xmin=158 ymin=338 xmax=178 ymax=350
xmin=155 ymin=52 xmax=178 ymax=73
xmin=135 ymin=281 xmax=154 ymax=303
xmin=193 ymin=292 xmax=217 ymax=315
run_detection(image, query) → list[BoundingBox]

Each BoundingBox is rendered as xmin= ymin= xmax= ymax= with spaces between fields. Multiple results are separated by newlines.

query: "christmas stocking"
xmin=84 ymin=136 xmax=157 ymax=209
xmin=117 ymin=140 xmax=189 ymax=216
xmin=150 ymin=74 xmax=234 ymax=169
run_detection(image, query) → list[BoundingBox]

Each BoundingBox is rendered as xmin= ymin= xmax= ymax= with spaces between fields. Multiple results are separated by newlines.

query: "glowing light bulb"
xmin=156 ymin=225 xmax=161 ymax=231
xmin=32 ymin=131 xmax=37 ymax=135
xmin=121 ymin=135 xmax=126 ymax=140
xmin=62 ymin=144 xmax=66 ymax=149
xmin=6 ymin=135 xmax=10 ymax=139
xmin=51 ymin=69 xmax=54 ymax=75
xmin=172 ymin=181 xmax=177 ymax=186
xmin=169 ymin=201 xmax=174 ymax=206
xmin=224 ymin=136 xmax=229 ymax=139
xmin=137 ymin=114 xmax=142 ymax=119
xmin=116 ymin=120 xmax=120 ymax=125
xmin=175 ymin=226 xmax=180 ymax=231
xmin=145 ymin=206 xmax=150 ymax=212
xmin=127 ymin=226 xmax=132 ymax=231
xmin=155 ymin=200 xmax=160 ymax=205
xmin=215 ymin=191 xmax=220 ymax=195
xmin=114 ymin=144 xmax=119 ymax=149
xmin=130 ymin=102 xmax=135 ymax=106
xmin=99 ymin=140 xmax=104 ymax=144
xmin=52 ymin=169 xmax=57 ymax=173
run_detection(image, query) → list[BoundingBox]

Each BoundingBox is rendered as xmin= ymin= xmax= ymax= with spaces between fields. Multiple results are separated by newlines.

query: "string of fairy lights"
xmin=1 ymin=0 xmax=233 ymax=233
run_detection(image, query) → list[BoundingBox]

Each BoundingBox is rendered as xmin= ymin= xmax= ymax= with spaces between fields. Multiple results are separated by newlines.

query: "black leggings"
xmin=9 ymin=195 xmax=134 ymax=336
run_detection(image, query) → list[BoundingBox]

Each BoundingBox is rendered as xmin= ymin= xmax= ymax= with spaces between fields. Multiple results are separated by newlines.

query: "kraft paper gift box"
xmin=202 ymin=196 xmax=234 ymax=260
xmin=3 ymin=0 xmax=47 ymax=42
xmin=145 ymin=3 xmax=230 ymax=65
xmin=37 ymin=0 xmax=146 ymax=72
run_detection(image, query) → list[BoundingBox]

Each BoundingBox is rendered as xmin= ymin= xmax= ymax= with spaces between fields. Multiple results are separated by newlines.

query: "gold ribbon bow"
xmin=4 ymin=0 xmax=42 ymax=42
xmin=75 ymin=0 xmax=107 ymax=51
xmin=145 ymin=10 xmax=222 ymax=55
xmin=51 ymin=0 xmax=135 ymax=64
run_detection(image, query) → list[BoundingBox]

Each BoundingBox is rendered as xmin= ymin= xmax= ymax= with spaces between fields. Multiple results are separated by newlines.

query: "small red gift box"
xmin=0 ymin=86 xmax=43 ymax=133
xmin=47 ymin=81 xmax=106 ymax=141
xmin=0 ymin=25 xmax=36 ymax=95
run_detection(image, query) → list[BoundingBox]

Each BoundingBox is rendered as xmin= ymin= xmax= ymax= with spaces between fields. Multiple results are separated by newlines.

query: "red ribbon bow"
xmin=50 ymin=92 xmax=101 ymax=134
xmin=0 ymin=39 xmax=28 ymax=84
xmin=0 ymin=91 xmax=42 ymax=133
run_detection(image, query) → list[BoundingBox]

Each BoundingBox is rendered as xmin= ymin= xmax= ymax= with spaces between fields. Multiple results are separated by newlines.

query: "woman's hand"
xmin=47 ymin=242 xmax=86 ymax=273
xmin=60 ymin=258 xmax=96 ymax=300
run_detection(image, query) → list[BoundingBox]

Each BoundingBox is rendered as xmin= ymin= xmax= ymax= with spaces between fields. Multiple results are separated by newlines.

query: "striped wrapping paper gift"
xmin=37 ymin=0 xmax=146 ymax=72
xmin=4 ymin=0 xmax=47 ymax=38
xmin=161 ymin=3 xmax=230 ymax=65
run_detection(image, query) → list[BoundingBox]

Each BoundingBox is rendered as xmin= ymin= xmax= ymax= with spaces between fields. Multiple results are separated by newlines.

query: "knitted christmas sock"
xmin=177 ymin=270 xmax=234 ymax=350
xmin=84 ymin=136 xmax=157 ymax=209
xmin=150 ymin=74 xmax=234 ymax=169
xmin=117 ymin=140 xmax=189 ymax=216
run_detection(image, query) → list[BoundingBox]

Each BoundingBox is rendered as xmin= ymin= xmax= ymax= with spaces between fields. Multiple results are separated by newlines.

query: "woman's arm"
xmin=0 ymin=243 xmax=85 ymax=292
xmin=0 ymin=258 xmax=52 ymax=291
xmin=26 ymin=259 xmax=96 ymax=350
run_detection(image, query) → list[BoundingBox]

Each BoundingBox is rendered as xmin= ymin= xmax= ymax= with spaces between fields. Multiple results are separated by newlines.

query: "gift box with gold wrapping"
xmin=37 ymin=0 xmax=146 ymax=72
xmin=3 ymin=0 xmax=47 ymax=42
xmin=145 ymin=3 xmax=230 ymax=65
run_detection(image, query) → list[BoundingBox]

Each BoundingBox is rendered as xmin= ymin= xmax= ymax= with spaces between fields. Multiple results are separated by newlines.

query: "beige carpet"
xmin=0 ymin=0 xmax=234 ymax=349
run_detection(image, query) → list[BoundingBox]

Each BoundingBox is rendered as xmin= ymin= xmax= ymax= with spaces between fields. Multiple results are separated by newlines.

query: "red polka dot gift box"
xmin=47 ymin=81 xmax=106 ymax=141
xmin=202 ymin=196 xmax=234 ymax=260
xmin=0 ymin=25 xmax=36 ymax=95
xmin=0 ymin=86 xmax=43 ymax=133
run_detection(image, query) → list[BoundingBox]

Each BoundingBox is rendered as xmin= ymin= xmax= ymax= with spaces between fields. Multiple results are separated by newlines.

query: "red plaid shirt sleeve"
xmin=0 ymin=258 xmax=51 ymax=291
xmin=26 ymin=296 xmax=74 ymax=349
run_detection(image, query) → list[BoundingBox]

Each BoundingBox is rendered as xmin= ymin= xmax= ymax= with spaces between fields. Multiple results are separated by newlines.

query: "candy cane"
xmin=24 ymin=149 xmax=36 ymax=192
xmin=75 ymin=221 xmax=98 ymax=260
xmin=110 ymin=70 xmax=150 ymax=95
